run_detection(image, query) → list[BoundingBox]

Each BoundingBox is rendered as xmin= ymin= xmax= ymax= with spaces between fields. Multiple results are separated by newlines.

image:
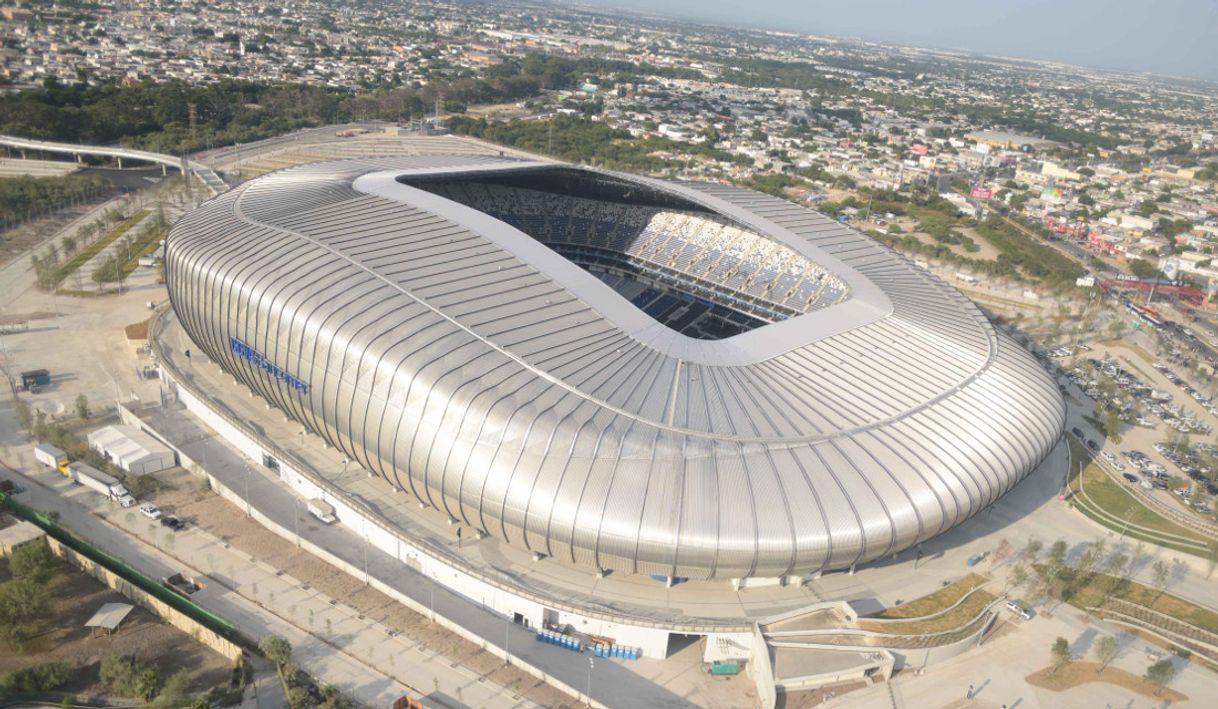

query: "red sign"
xmin=911 ymin=143 xmax=929 ymax=155
xmin=970 ymin=187 xmax=993 ymax=199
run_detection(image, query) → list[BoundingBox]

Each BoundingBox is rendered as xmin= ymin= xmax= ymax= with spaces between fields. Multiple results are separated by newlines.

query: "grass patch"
xmin=859 ymin=573 xmax=995 ymax=635
xmin=869 ymin=573 xmax=988 ymax=620
xmin=1061 ymin=567 xmax=1218 ymax=634
xmin=1067 ymin=438 xmax=1210 ymax=546
xmin=117 ymin=221 xmax=166 ymax=278
xmin=53 ymin=210 xmax=148 ymax=285
xmin=1025 ymin=662 xmax=1185 ymax=701
xmin=858 ymin=589 xmax=997 ymax=635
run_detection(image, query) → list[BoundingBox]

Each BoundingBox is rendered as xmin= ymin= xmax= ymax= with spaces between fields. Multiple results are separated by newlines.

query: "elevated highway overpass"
xmin=0 ymin=134 xmax=228 ymax=195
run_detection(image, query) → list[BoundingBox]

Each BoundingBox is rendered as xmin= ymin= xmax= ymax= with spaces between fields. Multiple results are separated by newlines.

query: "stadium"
xmin=164 ymin=154 xmax=1065 ymax=583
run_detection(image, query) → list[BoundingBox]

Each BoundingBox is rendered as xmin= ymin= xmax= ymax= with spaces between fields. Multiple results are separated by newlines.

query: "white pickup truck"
xmin=307 ymin=498 xmax=337 ymax=524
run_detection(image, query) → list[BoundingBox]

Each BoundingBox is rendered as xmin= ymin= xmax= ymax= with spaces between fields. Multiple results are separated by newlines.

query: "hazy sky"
xmin=575 ymin=0 xmax=1218 ymax=82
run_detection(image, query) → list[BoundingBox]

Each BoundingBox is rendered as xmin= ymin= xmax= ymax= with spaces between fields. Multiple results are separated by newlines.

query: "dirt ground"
xmin=780 ymin=679 xmax=870 ymax=708
xmin=0 ymin=524 xmax=234 ymax=699
xmin=146 ymin=468 xmax=581 ymax=708
xmin=0 ymin=201 xmax=101 ymax=269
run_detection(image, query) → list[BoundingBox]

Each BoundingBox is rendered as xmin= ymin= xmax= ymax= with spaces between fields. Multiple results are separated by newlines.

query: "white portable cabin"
xmin=86 ymin=425 xmax=175 ymax=475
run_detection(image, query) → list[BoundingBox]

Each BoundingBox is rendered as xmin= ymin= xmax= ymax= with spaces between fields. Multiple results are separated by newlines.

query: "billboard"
xmin=970 ymin=187 xmax=993 ymax=199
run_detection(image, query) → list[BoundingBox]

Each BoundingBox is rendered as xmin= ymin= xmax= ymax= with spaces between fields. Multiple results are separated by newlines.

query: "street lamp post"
xmin=361 ymin=516 xmax=369 ymax=585
xmin=586 ymin=657 xmax=594 ymax=707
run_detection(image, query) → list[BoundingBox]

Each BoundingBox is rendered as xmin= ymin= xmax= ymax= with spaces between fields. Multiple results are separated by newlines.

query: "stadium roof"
xmin=166 ymin=155 xmax=1065 ymax=579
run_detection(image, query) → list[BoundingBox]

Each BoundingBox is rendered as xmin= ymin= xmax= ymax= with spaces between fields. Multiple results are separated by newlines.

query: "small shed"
xmin=87 ymin=425 xmax=175 ymax=475
xmin=85 ymin=602 xmax=135 ymax=637
xmin=0 ymin=521 xmax=46 ymax=557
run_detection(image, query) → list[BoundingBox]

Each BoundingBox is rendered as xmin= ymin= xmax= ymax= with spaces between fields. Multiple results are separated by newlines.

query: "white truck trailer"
xmin=307 ymin=498 xmax=336 ymax=524
xmin=33 ymin=443 xmax=69 ymax=474
xmin=67 ymin=462 xmax=136 ymax=507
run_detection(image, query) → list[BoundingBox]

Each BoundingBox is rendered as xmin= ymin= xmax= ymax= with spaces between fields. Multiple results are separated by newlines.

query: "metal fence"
xmin=0 ymin=490 xmax=243 ymax=645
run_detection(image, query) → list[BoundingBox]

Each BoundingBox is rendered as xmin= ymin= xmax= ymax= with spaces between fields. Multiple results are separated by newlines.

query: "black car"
xmin=1122 ymin=473 xmax=1139 ymax=483
xmin=1071 ymin=427 xmax=1084 ymax=437
xmin=1087 ymin=439 xmax=1099 ymax=451
xmin=160 ymin=515 xmax=187 ymax=531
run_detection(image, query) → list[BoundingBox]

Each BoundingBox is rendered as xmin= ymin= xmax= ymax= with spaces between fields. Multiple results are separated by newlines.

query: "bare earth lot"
xmin=0 ymin=520 xmax=233 ymax=699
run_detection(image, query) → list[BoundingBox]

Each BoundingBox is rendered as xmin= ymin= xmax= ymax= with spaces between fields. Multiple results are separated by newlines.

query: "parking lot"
xmin=1056 ymin=344 xmax=1218 ymax=526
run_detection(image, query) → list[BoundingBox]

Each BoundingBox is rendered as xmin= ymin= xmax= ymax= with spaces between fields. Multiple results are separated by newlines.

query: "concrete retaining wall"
xmin=890 ymin=612 xmax=997 ymax=671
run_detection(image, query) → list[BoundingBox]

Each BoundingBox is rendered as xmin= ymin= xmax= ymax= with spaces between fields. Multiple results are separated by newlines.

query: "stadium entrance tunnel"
xmin=401 ymin=167 xmax=850 ymax=340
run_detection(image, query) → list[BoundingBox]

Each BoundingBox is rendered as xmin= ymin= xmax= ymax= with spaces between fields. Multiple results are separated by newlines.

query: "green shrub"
xmin=99 ymin=655 xmax=158 ymax=699
xmin=9 ymin=541 xmax=59 ymax=583
xmin=0 ymin=661 xmax=73 ymax=695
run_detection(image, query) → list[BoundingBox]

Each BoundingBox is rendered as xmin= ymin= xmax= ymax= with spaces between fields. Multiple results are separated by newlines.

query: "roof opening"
xmin=401 ymin=168 xmax=848 ymax=340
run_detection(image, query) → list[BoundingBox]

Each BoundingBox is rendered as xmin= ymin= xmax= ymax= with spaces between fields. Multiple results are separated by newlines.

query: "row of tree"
xmin=0 ymin=54 xmax=701 ymax=155
xmin=445 ymin=114 xmax=750 ymax=173
xmin=0 ymin=173 xmax=108 ymax=228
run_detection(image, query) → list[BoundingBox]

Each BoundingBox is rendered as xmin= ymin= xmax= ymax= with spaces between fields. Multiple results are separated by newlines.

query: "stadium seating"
xmin=419 ymin=181 xmax=849 ymax=339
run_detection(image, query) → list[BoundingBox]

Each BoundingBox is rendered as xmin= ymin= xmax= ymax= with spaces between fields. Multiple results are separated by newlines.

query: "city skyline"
xmin=576 ymin=0 xmax=1218 ymax=82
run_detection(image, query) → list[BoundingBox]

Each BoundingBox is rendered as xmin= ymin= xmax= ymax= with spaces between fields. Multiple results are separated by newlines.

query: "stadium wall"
xmin=159 ymin=367 xmax=677 ymax=659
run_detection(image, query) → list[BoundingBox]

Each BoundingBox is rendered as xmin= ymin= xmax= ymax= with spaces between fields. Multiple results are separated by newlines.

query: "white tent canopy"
xmin=87 ymin=425 xmax=175 ymax=475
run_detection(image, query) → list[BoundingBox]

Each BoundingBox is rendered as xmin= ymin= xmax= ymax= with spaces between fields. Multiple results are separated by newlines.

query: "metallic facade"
xmin=166 ymin=156 xmax=1065 ymax=579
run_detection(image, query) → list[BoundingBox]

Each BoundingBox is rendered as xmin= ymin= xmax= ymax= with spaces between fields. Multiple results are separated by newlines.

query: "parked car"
xmin=1122 ymin=473 xmax=1140 ymax=483
xmin=139 ymin=503 xmax=162 ymax=520
xmin=160 ymin=515 xmax=186 ymax=531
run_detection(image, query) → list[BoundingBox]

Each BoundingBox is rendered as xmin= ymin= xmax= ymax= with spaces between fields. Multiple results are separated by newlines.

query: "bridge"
xmin=0 ymin=134 xmax=228 ymax=195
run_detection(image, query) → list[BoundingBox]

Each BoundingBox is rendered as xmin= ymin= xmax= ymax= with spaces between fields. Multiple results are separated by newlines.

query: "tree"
xmin=1151 ymin=559 xmax=1170 ymax=597
xmin=259 ymin=635 xmax=292 ymax=668
xmin=1050 ymin=636 xmax=1074 ymax=674
xmin=1023 ymin=538 xmax=1043 ymax=561
xmin=1093 ymin=635 xmax=1119 ymax=673
xmin=0 ymin=578 xmax=50 ymax=649
xmin=74 ymin=394 xmax=90 ymax=421
xmin=9 ymin=541 xmax=59 ymax=583
xmin=1048 ymin=539 xmax=1068 ymax=569
xmin=1007 ymin=562 xmax=1029 ymax=594
xmin=0 ymin=662 xmax=72 ymax=694
xmin=134 ymin=668 xmax=159 ymax=702
xmin=156 ymin=669 xmax=192 ymax=703
xmin=1127 ymin=258 xmax=1163 ymax=280
xmin=1104 ymin=410 xmax=1122 ymax=443
xmin=1144 ymin=658 xmax=1176 ymax=695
